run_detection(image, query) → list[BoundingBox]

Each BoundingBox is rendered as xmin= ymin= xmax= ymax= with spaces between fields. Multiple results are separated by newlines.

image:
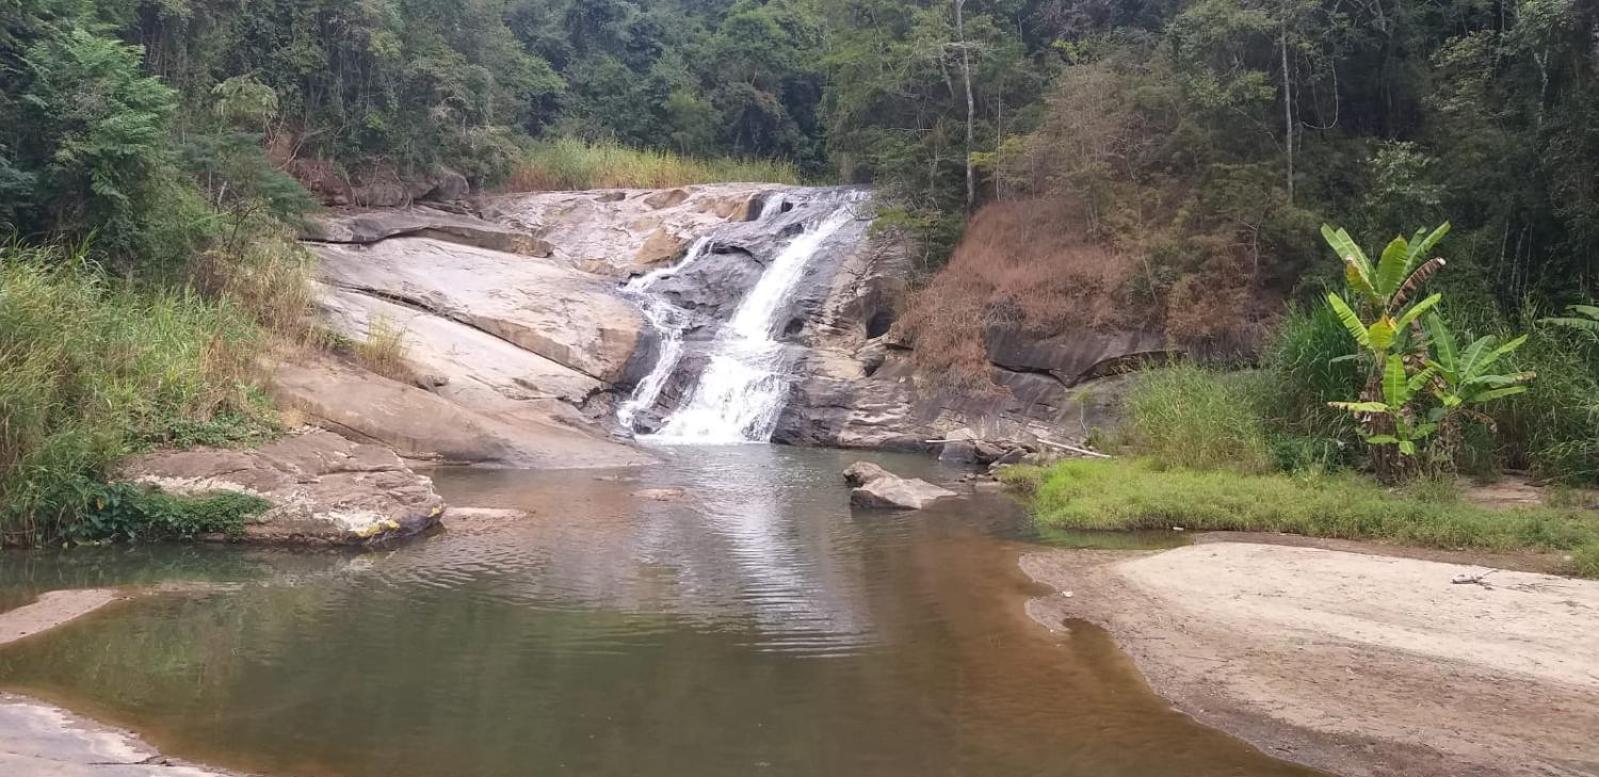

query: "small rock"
xmin=633 ymin=488 xmax=687 ymax=502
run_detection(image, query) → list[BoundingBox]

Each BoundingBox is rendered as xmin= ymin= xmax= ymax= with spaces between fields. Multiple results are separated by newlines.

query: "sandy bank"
xmin=1022 ymin=540 xmax=1599 ymax=777
xmin=1 ymin=591 xmax=244 ymax=775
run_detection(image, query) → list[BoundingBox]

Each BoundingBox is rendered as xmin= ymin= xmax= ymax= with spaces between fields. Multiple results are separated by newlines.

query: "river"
xmin=0 ymin=446 xmax=1319 ymax=777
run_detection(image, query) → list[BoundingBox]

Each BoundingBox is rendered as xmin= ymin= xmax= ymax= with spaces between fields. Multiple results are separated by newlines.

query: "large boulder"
xmin=119 ymin=430 xmax=444 ymax=545
xmin=843 ymin=461 xmax=957 ymax=510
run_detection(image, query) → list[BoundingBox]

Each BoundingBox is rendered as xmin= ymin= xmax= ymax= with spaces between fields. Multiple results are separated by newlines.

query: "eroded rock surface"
xmin=120 ymin=429 xmax=443 ymax=545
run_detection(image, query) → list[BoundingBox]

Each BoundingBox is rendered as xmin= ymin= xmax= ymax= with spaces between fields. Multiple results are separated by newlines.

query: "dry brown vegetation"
xmin=895 ymin=57 xmax=1281 ymax=389
xmin=893 ymin=199 xmax=1149 ymax=387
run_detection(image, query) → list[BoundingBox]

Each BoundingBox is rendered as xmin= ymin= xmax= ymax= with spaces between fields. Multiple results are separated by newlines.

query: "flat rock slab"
xmin=312 ymin=237 xmax=644 ymax=383
xmin=272 ymin=357 xmax=653 ymax=469
xmin=0 ymin=694 xmax=236 ymax=777
xmin=0 ymin=590 xmax=120 ymax=647
xmin=120 ymin=429 xmax=444 ymax=545
xmin=303 ymin=207 xmax=553 ymax=257
xmin=1023 ymin=542 xmax=1599 ymax=777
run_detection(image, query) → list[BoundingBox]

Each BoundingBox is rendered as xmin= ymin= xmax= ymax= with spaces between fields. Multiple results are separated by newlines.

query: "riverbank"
xmin=1022 ymin=537 xmax=1599 ymax=777
xmin=0 ymin=590 xmax=242 ymax=776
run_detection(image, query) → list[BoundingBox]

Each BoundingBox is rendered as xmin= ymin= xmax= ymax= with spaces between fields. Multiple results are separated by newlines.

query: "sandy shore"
xmin=0 ymin=590 xmax=245 ymax=776
xmin=1022 ymin=538 xmax=1599 ymax=777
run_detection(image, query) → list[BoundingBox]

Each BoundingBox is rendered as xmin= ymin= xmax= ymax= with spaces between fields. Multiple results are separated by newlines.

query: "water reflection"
xmin=0 ymin=446 xmax=1323 ymax=777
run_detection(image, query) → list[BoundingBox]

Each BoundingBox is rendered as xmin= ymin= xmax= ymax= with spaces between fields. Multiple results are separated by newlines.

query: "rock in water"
xmin=842 ymin=461 xmax=957 ymax=510
xmin=120 ymin=430 xmax=445 ymax=545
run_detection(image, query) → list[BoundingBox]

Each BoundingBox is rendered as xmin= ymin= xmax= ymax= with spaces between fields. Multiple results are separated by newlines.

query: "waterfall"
xmin=652 ymin=198 xmax=860 ymax=443
xmin=615 ymin=237 xmax=711 ymax=431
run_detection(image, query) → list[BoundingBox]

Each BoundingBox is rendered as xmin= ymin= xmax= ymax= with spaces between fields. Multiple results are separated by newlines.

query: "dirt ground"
xmin=1023 ymin=537 xmax=1599 ymax=777
xmin=0 ymin=590 xmax=120 ymax=648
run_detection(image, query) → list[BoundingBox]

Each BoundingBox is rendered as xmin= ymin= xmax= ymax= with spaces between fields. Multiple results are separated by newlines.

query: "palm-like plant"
xmin=1320 ymin=222 xmax=1534 ymax=479
xmin=1542 ymin=304 xmax=1599 ymax=338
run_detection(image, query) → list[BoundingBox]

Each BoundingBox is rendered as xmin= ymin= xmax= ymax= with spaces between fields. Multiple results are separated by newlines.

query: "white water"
xmin=652 ymin=201 xmax=859 ymax=443
xmin=615 ymin=237 xmax=712 ymax=431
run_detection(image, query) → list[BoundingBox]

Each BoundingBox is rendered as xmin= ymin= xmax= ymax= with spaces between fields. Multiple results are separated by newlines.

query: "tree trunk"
xmin=1281 ymin=24 xmax=1295 ymax=205
xmin=955 ymin=0 xmax=976 ymax=211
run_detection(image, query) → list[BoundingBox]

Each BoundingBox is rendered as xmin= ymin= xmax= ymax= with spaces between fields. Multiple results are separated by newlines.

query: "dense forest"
xmin=2 ymin=0 xmax=1598 ymax=537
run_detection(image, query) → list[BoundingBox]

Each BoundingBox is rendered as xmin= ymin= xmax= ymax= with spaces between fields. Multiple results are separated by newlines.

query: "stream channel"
xmin=0 ymin=445 xmax=1322 ymax=777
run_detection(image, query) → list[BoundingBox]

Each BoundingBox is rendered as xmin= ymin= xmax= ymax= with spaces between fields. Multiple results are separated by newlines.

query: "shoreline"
xmin=0 ymin=590 xmax=245 ymax=776
xmin=1020 ymin=534 xmax=1599 ymax=777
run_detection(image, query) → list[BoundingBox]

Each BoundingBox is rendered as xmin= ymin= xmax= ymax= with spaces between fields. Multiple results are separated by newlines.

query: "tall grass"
xmin=502 ymin=138 xmax=800 ymax=192
xmin=1017 ymin=459 xmax=1599 ymax=577
xmin=1123 ymin=364 xmax=1274 ymax=473
xmin=0 ymin=244 xmax=279 ymax=543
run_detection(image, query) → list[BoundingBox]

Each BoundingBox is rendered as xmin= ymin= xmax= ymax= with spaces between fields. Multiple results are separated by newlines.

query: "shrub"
xmin=1124 ymin=364 xmax=1274 ymax=473
xmin=0 ymin=245 xmax=277 ymax=544
xmin=68 ymin=485 xmax=268 ymax=543
xmin=502 ymin=138 xmax=800 ymax=192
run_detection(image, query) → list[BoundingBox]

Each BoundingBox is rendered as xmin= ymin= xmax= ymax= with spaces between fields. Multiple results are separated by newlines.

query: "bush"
xmin=1494 ymin=321 xmax=1599 ymax=485
xmin=0 ymin=245 xmax=278 ymax=544
xmin=1030 ymin=459 xmax=1599 ymax=576
xmin=1123 ymin=364 xmax=1274 ymax=472
xmin=68 ymin=485 xmax=268 ymax=543
xmin=503 ymin=138 xmax=800 ymax=192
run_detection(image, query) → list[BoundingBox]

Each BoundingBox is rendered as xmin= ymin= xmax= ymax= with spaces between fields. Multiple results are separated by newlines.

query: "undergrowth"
xmin=0 ymin=243 xmax=283 ymax=544
xmin=503 ymin=138 xmax=800 ymax=192
xmin=1012 ymin=459 xmax=1599 ymax=578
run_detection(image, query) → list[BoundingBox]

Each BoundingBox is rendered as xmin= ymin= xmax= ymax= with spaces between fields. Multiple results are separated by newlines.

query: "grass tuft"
xmin=1123 ymin=364 xmax=1274 ymax=473
xmin=352 ymin=315 xmax=414 ymax=384
xmin=502 ymin=138 xmax=800 ymax=192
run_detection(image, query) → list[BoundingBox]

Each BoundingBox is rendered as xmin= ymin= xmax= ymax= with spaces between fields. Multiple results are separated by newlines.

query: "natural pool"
xmin=0 ymin=446 xmax=1318 ymax=777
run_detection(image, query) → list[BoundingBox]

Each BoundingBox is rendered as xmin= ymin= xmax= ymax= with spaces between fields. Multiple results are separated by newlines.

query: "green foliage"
xmin=0 ymin=245 xmax=278 ymax=545
xmin=1124 ymin=364 xmax=1273 ymax=473
xmin=67 ymin=485 xmax=267 ymax=543
xmin=1029 ymin=459 xmax=1599 ymax=577
xmin=1319 ymin=224 xmax=1533 ymax=474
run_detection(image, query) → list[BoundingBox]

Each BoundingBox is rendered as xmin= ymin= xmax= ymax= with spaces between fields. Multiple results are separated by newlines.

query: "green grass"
xmin=1 ymin=244 xmax=280 ymax=544
xmin=1123 ymin=364 xmax=1275 ymax=473
xmin=504 ymin=138 xmax=801 ymax=192
xmin=1013 ymin=459 xmax=1599 ymax=577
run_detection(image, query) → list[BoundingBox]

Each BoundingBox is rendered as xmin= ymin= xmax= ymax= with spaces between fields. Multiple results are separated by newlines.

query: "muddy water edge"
xmin=0 ymin=446 xmax=1324 ymax=777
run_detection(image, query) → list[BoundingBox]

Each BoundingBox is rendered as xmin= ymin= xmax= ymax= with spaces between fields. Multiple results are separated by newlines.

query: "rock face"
xmin=271 ymin=357 xmax=651 ymax=469
xmin=313 ymin=238 xmax=644 ymax=383
xmin=843 ymin=462 xmax=957 ymax=510
xmin=120 ymin=430 xmax=444 ymax=545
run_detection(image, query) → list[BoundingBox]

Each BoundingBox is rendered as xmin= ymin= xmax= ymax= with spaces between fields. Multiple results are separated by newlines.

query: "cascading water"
xmin=652 ymin=195 xmax=863 ymax=443
xmin=615 ymin=237 xmax=712 ymax=431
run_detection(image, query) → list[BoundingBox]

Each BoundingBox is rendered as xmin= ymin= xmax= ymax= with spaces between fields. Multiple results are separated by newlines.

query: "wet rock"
xmin=843 ymin=461 xmax=957 ymax=510
xmin=939 ymin=440 xmax=980 ymax=464
xmin=635 ymin=227 xmax=687 ymax=267
xmin=120 ymin=429 xmax=444 ymax=545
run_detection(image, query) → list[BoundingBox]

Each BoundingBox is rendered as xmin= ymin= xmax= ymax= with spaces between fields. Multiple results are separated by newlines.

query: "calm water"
xmin=0 ymin=446 xmax=1317 ymax=777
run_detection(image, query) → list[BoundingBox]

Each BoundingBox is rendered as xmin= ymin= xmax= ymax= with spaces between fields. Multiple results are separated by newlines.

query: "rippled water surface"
xmin=0 ymin=446 xmax=1318 ymax=777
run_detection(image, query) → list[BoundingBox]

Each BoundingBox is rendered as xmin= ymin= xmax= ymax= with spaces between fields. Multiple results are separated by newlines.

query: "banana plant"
xmin=1330 ymin=354 xmax=1439 ymax=456
xmin=1322 ymin=223 xmax=1450 ymax=364
xmin=1422 ymin=313 xmax=1535 ymax=411
xmin=1541 ymin=304 xmax=1599 ymax=338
